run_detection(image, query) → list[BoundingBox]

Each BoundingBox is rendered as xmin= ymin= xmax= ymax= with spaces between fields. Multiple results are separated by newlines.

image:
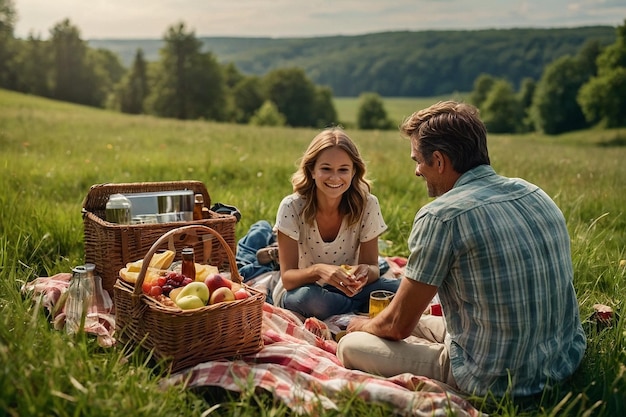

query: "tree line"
xmin=1 ymin=0 xmax=624 ymax=134
xmin=467 ymin=20 xmax=626 ymax=134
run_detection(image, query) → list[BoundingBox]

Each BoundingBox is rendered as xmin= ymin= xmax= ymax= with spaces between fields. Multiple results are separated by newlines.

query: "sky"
xmin=13 ymin=0 xmax=626 ymax=40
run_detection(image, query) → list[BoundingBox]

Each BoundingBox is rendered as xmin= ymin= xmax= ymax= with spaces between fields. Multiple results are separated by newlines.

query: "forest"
xmin=90 ymin=26 xmax=617 ymax=97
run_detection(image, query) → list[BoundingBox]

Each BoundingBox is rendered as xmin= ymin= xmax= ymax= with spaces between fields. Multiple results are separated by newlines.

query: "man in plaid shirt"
xmin=338 ymin=101 xmax=586 ymax=398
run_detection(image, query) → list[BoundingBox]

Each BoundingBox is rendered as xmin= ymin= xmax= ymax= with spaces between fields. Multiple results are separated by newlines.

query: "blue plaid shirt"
xmin=405 ymin=165 xmax=586 ymax=396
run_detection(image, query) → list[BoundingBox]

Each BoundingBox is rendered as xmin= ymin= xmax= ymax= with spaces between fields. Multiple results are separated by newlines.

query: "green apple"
xmin=176 ymin=294 xmax=205 ymax=310
xmin=176 ymin=281 xmax=210 ymax=304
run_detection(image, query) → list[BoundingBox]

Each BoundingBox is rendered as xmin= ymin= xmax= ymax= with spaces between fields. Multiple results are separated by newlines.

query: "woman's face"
xmin=311 ymin=146 xmax=354 ymax=199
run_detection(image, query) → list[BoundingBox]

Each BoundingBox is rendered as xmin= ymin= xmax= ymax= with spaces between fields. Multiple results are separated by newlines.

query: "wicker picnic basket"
xmin=114 ymin=225 xmax=265 ymax=372
xmin=82 ymin=181 xmax=237 ymax=297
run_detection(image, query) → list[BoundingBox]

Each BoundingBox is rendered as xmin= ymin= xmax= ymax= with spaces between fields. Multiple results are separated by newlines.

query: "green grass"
xmin=334 ymin=93 xmax=467 ymax=127
xmin=1 ymin=88 xmax=625 ymax=416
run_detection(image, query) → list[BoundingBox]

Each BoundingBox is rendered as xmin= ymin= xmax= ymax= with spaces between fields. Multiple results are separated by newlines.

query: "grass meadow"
xmin=1 ymin=88 xmax=625 ymax=416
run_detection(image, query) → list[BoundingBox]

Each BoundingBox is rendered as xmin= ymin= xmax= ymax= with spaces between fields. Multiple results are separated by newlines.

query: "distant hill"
xmin=88 ymin=26 xmax=616 ymax=97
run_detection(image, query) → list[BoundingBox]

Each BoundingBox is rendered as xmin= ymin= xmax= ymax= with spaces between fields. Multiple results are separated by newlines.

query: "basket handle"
xmin=133 ymin=225 xmax=242 ymax=296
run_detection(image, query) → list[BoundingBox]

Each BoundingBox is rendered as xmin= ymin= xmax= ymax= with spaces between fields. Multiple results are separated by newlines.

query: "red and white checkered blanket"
xmin=165 ymin=303 xmax=485 ymax=417
xmin=25 ymin=273 xmax=484 ymax=416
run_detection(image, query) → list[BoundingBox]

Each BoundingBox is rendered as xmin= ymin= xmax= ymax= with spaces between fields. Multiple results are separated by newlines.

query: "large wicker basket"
xmin=114 ymin=225 xmax=265 ymax=372
xmin=82 ymin=181 xmax=237 ymax=297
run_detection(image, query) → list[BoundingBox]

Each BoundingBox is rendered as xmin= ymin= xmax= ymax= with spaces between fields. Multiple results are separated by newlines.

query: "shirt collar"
xmin=453 ymin=165 xmax=495 ymax=189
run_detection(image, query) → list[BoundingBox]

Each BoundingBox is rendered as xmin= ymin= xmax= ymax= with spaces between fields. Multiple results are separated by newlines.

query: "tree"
xmin=312 ymin=86 xmax=339 ymax=128
xmin=249 ymin=100 xmax=286 ymax=126
xmin=468 ymin=73 xmax=496 ymax=109
xmin=263 ymin=67 xmax=316 ymax=127
xmin=232 ymin=75 xmax=265 ymax=124
xmin=480 ymin=80 xmax=523 ymax=133
xmin=146 ymin=22 xmax=226 ymax=120
xmin=14 ymin=34 xmax=52 ymax=96
xmin=517 ymin=77 xmax=536 ymax=132
xmin=529 ymin=55 xmax=590 ymax=134
xmin=578 ymin=20 xmax=626 ymax=127
xmin=357 ymin=92 xmax=393 ymax=130
xmin=49 ymin=19 xmax=90 ymax=104
xmin=112 ymin=49 xmax=149 ymax=114
xmin=0 ymin=0 xmax=17 ymax=88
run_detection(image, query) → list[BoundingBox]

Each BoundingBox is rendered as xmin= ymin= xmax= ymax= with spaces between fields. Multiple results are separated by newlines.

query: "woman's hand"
xmin=315 ymin=264 xmax=361 ymax=296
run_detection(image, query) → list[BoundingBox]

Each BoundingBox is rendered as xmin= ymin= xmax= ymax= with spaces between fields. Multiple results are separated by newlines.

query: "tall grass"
xmin=1 ymin=89 xmax=625 ymax=416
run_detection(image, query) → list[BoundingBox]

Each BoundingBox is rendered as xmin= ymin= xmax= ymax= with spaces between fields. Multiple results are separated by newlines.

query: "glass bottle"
xmin=65 ymin=266 xmax=94 ymax=335
xmin=85 ymin=263 xmax=113 ymax=315
xmin=193 ymin=194 xmax=204 ymax=221
xmin=105 ymin=193 xmax=132 ymax=224
xmin=181 ymin=247 xmax=196 ymax=280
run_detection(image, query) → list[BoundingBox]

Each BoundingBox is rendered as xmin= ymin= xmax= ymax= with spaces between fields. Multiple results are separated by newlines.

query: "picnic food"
xmin=209 ymin=287 xmax=235 ymax=304
xmin=176 ymin=282 xmax=210 ymax=304
xmin=204 ymin=273 xmax=232 ymax=293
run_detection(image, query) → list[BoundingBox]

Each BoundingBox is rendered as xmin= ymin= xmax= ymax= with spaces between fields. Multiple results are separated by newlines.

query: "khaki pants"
xmin=337 ymin=315 xmax=457 ymax=389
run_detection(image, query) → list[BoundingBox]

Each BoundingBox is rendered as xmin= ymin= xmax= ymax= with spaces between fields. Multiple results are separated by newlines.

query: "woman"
xmin=272 ymin=127 xmax=399 ymax=320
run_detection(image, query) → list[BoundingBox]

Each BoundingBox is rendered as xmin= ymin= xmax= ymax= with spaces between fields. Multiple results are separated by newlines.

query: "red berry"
xmin=142 ymin=282 xmax=152 ymax=294
xmin=182 ymin=277 xmax=193 ymax=286
xmin=157 ymin=276 xmax=167 ymax=287
xmin=149 ymin=286 xmax=163 ymax=297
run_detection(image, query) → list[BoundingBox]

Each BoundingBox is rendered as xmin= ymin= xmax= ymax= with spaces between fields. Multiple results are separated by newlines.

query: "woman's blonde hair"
xmin=292 ymin=127 xmax=371 ymax=226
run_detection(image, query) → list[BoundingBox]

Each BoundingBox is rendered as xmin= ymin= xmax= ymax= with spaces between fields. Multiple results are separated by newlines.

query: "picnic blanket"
xmin=24 ymin=273 xmax=484 ymax=416
xmin=164 ymin=303 xmax=484 ymax=417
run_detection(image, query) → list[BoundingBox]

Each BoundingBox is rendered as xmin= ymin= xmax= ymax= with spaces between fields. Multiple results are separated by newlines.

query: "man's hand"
xmin=346 ymin=315 xmax=370 ymax=333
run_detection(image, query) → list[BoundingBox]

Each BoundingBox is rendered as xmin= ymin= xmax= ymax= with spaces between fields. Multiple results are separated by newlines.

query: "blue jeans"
xmin=282 ymin=277 xmax=401 ymax=320
xmin=236 ymin=220 xmax=277 ymax=281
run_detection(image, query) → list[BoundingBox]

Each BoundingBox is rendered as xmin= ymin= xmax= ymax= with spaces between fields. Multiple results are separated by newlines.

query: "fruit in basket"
xmin=195 ymin=263 xmax=219 ymax=282
xmin=169 ymin=287 xmax=183 ymax=301
xmin=176 ymin=294 xmax=205 ymax=310
xmin=176 ymin=281 xmax=210 ymax=304
xmin=126 ymin=250 xmax=175 ymax=273
xmin=234 ymin=287 xmax=250 ymax=300
xmin=204 ymin=273 xmax=232 ymax=293
xmin=209 ymin=287 xmax=235 ymax=305
xmin=120 ymin=267 xmax=161 ymax=284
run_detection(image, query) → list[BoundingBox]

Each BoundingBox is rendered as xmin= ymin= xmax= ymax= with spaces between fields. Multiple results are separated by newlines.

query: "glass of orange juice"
xmin=369 ymin=290 xmax=395 ymax=318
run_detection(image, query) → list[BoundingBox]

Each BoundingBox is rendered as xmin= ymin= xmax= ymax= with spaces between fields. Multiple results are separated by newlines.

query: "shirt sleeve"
xmin=360 ymin=194 xmax=388 ymax=242
xmin=404 ymin=209 xmax=453 ymax=287
xmin=274 ymin=194 xmax=301 ymax=241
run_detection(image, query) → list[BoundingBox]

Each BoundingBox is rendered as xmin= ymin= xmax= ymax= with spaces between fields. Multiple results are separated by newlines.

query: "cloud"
xmin=13 ymin=0 xmax=626 ymax=40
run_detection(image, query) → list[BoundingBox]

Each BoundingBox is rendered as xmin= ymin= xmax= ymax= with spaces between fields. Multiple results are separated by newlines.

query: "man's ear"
xmin=433 ymin=151 xmax=445 ymax=173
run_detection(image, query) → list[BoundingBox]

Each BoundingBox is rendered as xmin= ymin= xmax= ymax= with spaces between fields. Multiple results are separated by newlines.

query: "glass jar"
xmin=105 ymin=193 xmax=132 ymax=224
xmin=181 ymin=247 xmax=196 ymax=280
xmin=65 ymin=266 xmax=95 ymax=335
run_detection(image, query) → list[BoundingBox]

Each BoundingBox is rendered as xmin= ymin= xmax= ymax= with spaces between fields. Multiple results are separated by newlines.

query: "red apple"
xmin=204 ymin=273 xmax=232 ymax=293
xmin=234 ymin=288 xmax=249 ymax=300
xmin=209 ymin=287 xmax=235 ymax=305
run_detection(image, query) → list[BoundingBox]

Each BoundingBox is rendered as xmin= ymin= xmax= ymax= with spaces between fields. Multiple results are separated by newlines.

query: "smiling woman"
xmin=262 ymin=127 xmax=401 ymax=320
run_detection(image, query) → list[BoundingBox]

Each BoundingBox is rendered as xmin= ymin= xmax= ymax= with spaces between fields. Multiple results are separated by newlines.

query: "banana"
xmin=119 ymin=266 xmax=161 ymax=284
xmin=126 ymin=250 xmax=175 ymax=273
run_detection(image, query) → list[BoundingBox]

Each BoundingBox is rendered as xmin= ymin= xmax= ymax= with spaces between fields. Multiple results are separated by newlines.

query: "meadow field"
xmin=1 ymin=88 xmax=625 ymax=416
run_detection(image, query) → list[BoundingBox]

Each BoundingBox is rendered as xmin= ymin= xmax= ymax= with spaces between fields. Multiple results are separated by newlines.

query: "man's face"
xmin=410 ymin=137 xmax=444 ymax=197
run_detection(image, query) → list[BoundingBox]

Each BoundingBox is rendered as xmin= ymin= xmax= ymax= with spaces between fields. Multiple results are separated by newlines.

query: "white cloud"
xmin=13 ymin=0 xmax=626 ymax=40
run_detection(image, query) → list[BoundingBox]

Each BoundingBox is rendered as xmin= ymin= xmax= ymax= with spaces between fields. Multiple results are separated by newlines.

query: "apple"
xmin=176 ymin=294 xmax=205 ymax=310
xmin=169 ymin=287 xmax=184 ymax=302
xmin=176 ymin=281 xmax=210 ymax=304
xmin=234 ymin=288 xmax=249 ymax=300
xmin=209 ymin=287 xmax=235 ymax=305
xmin=204 ymin=273 xmax=232 ymax=293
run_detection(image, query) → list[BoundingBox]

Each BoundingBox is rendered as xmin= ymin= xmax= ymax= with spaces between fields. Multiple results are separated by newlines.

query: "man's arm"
xmin=347 ymin=278 xmax=438 ymax=340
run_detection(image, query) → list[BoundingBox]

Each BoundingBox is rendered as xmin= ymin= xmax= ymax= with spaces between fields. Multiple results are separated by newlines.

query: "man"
xmin=337 ymin=101 xmax=586 ymax=398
